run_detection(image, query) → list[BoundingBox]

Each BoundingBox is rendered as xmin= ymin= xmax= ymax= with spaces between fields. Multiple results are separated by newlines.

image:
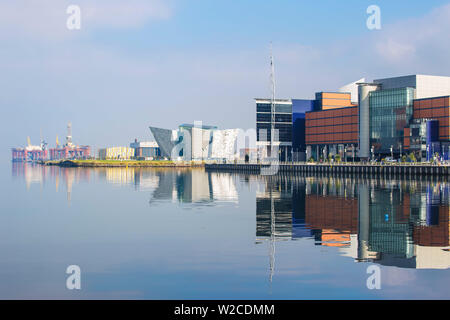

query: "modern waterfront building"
xmin=149 ymin=124 xmax=240 ymax=161
xmin=305 ymin=92 xmax=359 ymax=161
xmin=129 ymin=140 xmax=161 ymax=160
xmin=369 ymin=87 xmax=415 ymax=156
xmin=256 ymin=99 xmax=293 ymax=162
xmin=256 ymin=98 xmax=315 ymax=161
xmin=256 ymin=79 xmax=363 ymax=162
xmin=373 ymin=74 xmax=450 ymax=99
xmin=411 ymin=96 xmax=450 ymax=160
xmin=357 ymin=75 xmax=450 ymax=160
xmin=293 ymin=74 xmax=450 ymax=161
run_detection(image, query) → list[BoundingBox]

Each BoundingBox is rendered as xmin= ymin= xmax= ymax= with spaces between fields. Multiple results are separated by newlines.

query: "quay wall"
xmin=205 ymin=163 xmax=450 ymax=177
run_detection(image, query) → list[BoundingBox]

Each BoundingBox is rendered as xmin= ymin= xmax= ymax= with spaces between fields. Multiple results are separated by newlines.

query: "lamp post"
xmin=371 ymin=145 xmax=374 ymax=162
xmin=344 ymin=146 xmax=347 ymax=163
xmin=390 ymin=145 xmax=393 ymax=160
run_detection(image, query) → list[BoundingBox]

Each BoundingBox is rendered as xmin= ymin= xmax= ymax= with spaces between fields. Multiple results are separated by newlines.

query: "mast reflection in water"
xmin=8 ymin=162 xmax=450 ymax=299
xmin=256 ymin=175 xmax=450 ymax=270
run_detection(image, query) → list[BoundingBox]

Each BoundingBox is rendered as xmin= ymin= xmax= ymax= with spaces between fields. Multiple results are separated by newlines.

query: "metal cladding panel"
xmin=210 ymin=129 xmax=239 ymax=160
xmin=426 ymin=120 xmax=439 ymax=144
xmin=374 ymin=75 xmax=417 ymax=90
xmin=149 ymin=126 xmax=177 ymax=159
xmin=338 ymin=78 xmax=365 ymax=103
xmin=191 ymin=127 xmax=213 ymax=160
xmin=416 ymin=75 xmax=450 ymax=99
xmin=292 ymin=100 xmax=314 ymax=151
xmin=292 ymin=99 xmax=314 ymax=115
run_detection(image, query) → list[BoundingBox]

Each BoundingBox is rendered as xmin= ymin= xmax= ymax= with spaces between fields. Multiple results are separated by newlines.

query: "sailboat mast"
xmin=270 ymin=42 xmax=276 ymax=155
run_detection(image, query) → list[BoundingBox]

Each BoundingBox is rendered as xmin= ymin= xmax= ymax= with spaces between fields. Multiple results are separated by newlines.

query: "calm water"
xmin=2 ymin=162 xmax=450 ymax=299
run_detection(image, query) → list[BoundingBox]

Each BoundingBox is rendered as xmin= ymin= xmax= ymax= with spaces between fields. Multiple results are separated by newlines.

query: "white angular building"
xmin=149 ymin=123 xmax=240 ymax=161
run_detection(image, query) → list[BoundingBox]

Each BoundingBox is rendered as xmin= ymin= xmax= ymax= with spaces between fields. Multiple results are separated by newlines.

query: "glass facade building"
xmin=369 ymin=87 xmax=415 ymax=155
xmin=256 ymin=99 xmax=293 ymax=161
xmin=256 ymin=101 xmax=292 ymax=143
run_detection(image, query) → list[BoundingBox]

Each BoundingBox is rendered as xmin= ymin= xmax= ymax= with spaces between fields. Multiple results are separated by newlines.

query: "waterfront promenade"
xmin=41 ymin=159 xmax=202 ymax=168
xmin=205 ymin=162 xmax=450 ymax=177
xmin=40 ymin=159 xmax=450 ymax=177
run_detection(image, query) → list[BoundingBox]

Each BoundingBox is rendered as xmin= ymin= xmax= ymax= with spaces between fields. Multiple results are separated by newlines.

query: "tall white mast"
xmin=270 ymin=42 xmax=276 ymax=154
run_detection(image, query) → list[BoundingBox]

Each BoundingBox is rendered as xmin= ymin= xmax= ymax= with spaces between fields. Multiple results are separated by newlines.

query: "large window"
xmin=369 ymin=87 xmax=414 ymax=153
xmin=256 ymin=101 xmax=293 ymax=143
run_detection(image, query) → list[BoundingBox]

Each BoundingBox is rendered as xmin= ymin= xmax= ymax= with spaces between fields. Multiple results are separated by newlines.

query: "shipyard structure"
xmin=11 ymin=122 xmax=90 ymax=162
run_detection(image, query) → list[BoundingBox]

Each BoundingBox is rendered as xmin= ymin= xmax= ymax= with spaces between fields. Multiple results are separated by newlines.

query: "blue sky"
xmin=2 ymin=0 xmax=450 ymax=159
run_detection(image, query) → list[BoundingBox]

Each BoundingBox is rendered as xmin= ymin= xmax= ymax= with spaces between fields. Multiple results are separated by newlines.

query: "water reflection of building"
xmin=13 ymin=164 xmax=238 ymax=207
xmin=149 ymin=169 xmax=238 ymax=204
xmin=305 ymin=178 xmax=357 ymax=247
xmin=357 ymin=181 xmax=450 ymax=269
xmin=12 ymin=162 xmax=91 ymax=204
xmin=256 ymin=176 xmax=358 ymax=244
xmin=256 ymin=177 xmax=296 ymax=240
xmin=256 ymin=175 xmax=450 ymax=270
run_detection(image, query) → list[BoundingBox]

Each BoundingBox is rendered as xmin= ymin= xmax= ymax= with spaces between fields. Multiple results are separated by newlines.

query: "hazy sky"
xmin=2 ymin=0 xmax=450 ymax=159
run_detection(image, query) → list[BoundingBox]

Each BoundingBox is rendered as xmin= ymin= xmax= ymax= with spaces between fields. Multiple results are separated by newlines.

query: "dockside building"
xmin=256 ymin=74 xmax=450 ymax=162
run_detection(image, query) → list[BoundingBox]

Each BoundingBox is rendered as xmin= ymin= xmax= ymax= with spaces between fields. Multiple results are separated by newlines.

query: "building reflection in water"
xmin=12 ymin=163 xmax=238 ymax=206
xmin=148 ymin=169 xmax=238 ymax=204
xmin=13 ymin=163 xmax=449 ymax=270
xmin=12 ymin=162 xmax=90 ymax=204
xmin=256 ymin=175 xmax=450 ymax=273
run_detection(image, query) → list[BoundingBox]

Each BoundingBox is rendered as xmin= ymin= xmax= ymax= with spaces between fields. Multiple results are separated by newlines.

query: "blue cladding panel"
xmin=292 ymin=99 xmax=315 ymax=114
xmin=426 ymin=120 xmax=439 ymax=160
xmin=426 ymin=120 xmax=439 ymax=144
xmin=292 ymin=99 xmax=315 ymax=151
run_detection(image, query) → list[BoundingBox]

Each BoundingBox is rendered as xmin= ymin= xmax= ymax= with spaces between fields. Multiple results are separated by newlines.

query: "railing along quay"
xmin=204 ymin=162 xmax=450 ymax=176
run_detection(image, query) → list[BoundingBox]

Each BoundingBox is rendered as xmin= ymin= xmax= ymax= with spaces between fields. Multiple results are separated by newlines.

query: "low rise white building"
xmin=98 ymin=147 xmax=135 ymax=160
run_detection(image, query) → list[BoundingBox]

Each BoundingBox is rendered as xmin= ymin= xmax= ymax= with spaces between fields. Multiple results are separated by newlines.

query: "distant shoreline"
xmin=41 ymin=159 xmax=204 ymax=168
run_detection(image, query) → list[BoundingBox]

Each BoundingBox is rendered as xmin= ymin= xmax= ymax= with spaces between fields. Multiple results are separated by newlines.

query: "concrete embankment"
xmin=43 ymin=160 xmax=204 ymax=168
xmin=205 ymin=163 xmax=450 ymax=177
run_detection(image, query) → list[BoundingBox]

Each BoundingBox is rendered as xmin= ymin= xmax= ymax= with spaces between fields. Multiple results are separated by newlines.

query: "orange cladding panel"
xmin=422 ymin=99 xmax=432 ymax=108
xmin=322 ymin=92 xmax=351 ymax=100
xmin=439 ymin=127 xmax=450 ymax=137
xmin=432 ymin=98 xmax=445 ymax=108
xmin=433 ymin=107 xmax=446 ymax=118
xmin=440 ymin=117 xmax=450 ymax=126
xmin=421 ymin=109 xmax=432 ymax=118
